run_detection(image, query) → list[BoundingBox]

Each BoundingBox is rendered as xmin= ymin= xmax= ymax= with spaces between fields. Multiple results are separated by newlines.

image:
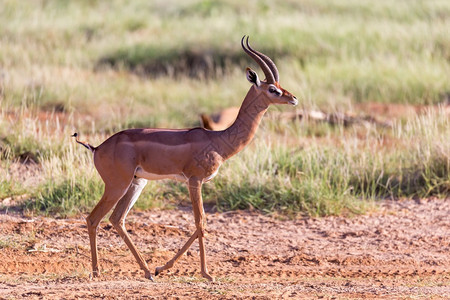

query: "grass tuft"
xmin=1 ymin=0 xmax=449 ymax=217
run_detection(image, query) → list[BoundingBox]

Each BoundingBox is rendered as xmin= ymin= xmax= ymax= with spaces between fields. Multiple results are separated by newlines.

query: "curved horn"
xmin=246 ymin=38 xmax=279 ymax=82
xmin=241 ymin=35 xmax=275 ymax=83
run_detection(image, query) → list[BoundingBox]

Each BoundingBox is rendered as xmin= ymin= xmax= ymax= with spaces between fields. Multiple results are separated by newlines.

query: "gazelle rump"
xmin=73 ymin=36 xmax=298 ymax=281
xmin=200 ymin=106 xmax=240 ymax=131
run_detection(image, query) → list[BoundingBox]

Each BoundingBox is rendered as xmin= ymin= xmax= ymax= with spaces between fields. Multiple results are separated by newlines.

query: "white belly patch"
xmin=135 ymin=167 xmax=188 ymax=182
xmin=203 ymin=168 xmax=219 ymax=183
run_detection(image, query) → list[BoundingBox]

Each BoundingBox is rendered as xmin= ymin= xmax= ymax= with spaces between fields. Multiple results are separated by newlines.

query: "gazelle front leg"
xmin=154 ymin=177 xmax=213 ymax=281
xmin=188 ymin=177 xmax=213 ymax=281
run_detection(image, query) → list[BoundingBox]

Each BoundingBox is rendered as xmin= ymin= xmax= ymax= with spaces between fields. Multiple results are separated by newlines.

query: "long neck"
xmin=213 ymin=85 xmax=269 ymax=160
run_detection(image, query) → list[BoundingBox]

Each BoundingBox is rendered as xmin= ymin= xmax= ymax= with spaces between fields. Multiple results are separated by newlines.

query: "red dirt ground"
xmin=0 ymin=197 xmax=449 ymax=299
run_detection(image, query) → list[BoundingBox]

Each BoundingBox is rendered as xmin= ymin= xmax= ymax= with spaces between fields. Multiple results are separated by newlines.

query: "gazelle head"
xmin=242 ymin=36 xmax=298 ymax=106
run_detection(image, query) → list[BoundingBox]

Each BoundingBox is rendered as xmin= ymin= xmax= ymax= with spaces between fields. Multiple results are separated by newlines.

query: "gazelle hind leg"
xmin=154 ymin=229 xmax=199 ymax=277
xmin=86 ymin=181 xmax=132 ymax=278
xmin=154 ymin=178 xmax=202 ymax=277
xmin=109 ymin=178 xmax=154 ymax=280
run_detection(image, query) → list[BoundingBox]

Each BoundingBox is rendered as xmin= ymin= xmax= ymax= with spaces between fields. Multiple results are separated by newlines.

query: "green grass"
xmin=205 ymin=108 xmax=449 ymax=216
xmin=0 ymin=0 xmax=449 ymax=217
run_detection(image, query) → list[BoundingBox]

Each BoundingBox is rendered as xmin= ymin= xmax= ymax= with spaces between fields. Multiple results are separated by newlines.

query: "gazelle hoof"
xmin=155 ymin=266 xmax=162 ymax=276
xmin=90 ymin=270 xmax=100 ymax=280
xmin=201 ymin=271 xmax=214 ymax=282
xmin=144 ymin=270 xmax=154 ymax=281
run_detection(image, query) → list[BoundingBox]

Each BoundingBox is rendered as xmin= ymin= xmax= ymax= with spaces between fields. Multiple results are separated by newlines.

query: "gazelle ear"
xmin=246 ymin=68 xmax=260 ymax=87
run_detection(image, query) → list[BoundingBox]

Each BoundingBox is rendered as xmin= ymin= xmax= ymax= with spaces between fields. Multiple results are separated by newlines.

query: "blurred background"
xmin=0 ymin=0 xmax=449 ymax=217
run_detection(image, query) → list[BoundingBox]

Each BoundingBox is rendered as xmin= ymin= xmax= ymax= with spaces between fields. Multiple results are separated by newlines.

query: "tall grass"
xmin=0 ymin=0 xmax=449 ymax=217
xmin=204 ymin=106 xmax=449 ymax=216
xmin=1 ymin=0 xmax=449 ymax=116
xmin=1 ymin=103 xmax=448 ymax=217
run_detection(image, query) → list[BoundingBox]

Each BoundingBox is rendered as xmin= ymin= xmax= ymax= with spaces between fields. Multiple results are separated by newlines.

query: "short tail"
xmin=72 ymin=133 xmax=97 ymax=153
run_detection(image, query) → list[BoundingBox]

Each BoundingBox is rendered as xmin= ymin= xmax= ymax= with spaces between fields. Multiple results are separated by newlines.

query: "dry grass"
xmin=0 ymin=0 xmax=449 ymax=216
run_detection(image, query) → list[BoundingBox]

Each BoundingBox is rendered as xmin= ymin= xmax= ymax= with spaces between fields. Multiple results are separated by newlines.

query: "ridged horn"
xmin=246 ymin=38 xmax=279 ymax=82
xmin=241 ymin=35 xmax=276 ymax=84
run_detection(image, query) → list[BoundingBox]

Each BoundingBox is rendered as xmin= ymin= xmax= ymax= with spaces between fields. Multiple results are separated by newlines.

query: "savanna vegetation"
xmin=0 ymin=0 xmax=449 ymax=217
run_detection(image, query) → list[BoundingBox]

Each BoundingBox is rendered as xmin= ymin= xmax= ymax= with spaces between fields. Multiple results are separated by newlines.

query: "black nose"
xmin=290 ymin=96 xmax=298 ymax=106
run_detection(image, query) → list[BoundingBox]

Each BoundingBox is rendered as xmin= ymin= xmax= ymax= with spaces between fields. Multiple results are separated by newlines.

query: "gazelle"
xmin=73 ymin=36 xmax=298 ymax=282
xmin=200 ymin=107 xmax=240 ymax=131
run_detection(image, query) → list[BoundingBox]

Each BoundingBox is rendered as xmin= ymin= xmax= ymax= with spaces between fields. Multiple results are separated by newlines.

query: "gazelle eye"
xmin=269 ymin=87 xmax=281 ymax=96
